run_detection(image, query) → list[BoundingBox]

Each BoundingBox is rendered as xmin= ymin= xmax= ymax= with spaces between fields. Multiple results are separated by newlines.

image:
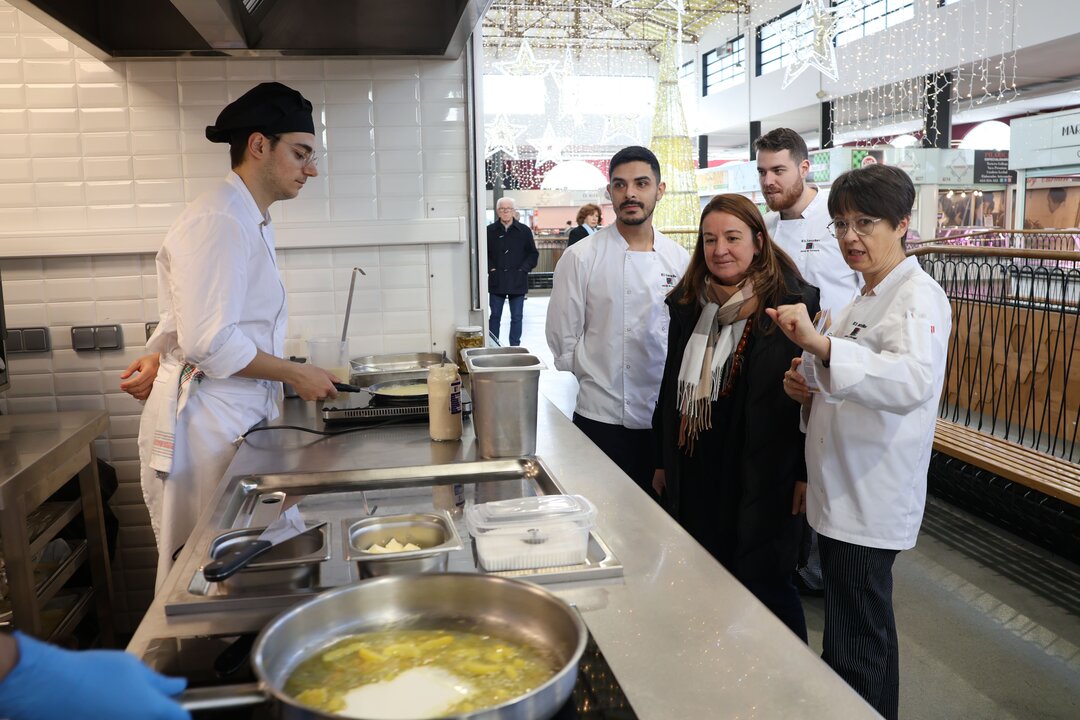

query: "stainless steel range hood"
xmin=9 ymin=0 xmax=490 ymax=59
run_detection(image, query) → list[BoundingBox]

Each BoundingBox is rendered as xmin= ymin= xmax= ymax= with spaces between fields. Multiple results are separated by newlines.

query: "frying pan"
xmin=334 ymin=378 xmax=429 ymax=404
xmin=179 ymin=573 xmax=587 ymax=720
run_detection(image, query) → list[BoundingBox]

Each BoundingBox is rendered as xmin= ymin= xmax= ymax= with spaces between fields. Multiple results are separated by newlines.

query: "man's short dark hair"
xmin=754 ymin=128 xmax=809 ymax=164
xmin=1049 ymin=188 xmax=1067 ymax=204
xmin=828 ymin=164 xmax=915 ymax=241
xmin=609 ymin=146 xmax=661 ymax=183
xmin=229 ymin=131 xmax=279 ymax=169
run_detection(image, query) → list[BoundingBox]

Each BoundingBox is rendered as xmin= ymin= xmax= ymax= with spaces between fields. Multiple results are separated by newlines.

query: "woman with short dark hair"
xmin=652 ymin=193 xmax=819 ymax=641
xmin=768 ymin=164 xmax=952 ymax=719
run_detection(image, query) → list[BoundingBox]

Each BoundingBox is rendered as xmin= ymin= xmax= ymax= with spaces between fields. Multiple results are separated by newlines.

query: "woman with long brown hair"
xmin=652 ymin=193 xmax=819 ymax=640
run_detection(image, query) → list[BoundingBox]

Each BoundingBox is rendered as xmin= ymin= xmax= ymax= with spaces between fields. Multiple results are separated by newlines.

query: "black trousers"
xmin=819 ymin=534 xmax=900 ymax=720
xmin=572 ymin=413 xmax=656 ymax=496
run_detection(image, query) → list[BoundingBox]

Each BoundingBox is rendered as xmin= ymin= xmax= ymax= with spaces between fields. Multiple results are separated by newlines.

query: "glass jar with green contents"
xmin=454 ymin=325 xmax=484 ymax=373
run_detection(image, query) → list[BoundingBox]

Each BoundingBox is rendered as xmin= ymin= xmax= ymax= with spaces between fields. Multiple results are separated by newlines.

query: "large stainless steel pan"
xmin=180 ymin=573 xmax=587 ymax=719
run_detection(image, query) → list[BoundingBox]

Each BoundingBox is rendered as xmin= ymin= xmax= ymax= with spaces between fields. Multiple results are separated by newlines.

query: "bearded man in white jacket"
xmin=132 ymin=83 xmax=341 ymax=591
xmin=546 ymin=146 xmax=690 ymax=494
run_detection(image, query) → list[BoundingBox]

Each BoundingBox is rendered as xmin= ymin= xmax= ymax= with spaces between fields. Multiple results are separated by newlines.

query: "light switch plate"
xmin=71 ymin=324 xmax=123 ymax=351
xmin=71 ymin=327 xmax=96 ymax=350
xmin=7 ymin=326 xmax=51 ymax=353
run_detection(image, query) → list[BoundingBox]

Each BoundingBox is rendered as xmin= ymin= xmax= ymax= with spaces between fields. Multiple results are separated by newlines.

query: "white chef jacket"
xmin=139 ymin=171 xmax=287 ymax=590
xmin=804 ymin=256 xmax=951 ymax=550
xmin=546 ymin=224 xmax=689 ymax=429
xmin=765 ymin=188 xmax=861 ymax=315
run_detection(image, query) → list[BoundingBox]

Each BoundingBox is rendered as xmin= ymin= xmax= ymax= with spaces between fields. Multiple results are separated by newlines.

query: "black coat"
xmin=487 ymin=220 xmax=538 ymax=296
xmin=652 ymin=272 xmax=820 ymax=585
xmin=566 ymin=224 xmax=589 ymax=246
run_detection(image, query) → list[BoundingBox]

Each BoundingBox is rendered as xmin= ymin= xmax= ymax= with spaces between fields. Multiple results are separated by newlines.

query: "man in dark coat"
xmin=487 ymin=198 xmax=538 ymax=346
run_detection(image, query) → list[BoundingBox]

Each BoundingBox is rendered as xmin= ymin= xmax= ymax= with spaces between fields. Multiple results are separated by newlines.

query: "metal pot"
xmin=180 ymin=573 xmax=587 ymax=719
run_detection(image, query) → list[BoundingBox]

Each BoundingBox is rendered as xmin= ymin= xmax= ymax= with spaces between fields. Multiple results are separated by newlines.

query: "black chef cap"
xmin=205 ymin=82 xmax=314 ymax=144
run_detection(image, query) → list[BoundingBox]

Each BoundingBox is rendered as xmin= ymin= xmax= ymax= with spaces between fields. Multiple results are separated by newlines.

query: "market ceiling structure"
xmin=482 ymin=0 xmax=752 ymax=55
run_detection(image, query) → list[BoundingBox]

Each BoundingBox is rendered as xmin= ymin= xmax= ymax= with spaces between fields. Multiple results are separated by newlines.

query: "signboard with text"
xmin=974 ymin=150 xmax=1014 ymax=184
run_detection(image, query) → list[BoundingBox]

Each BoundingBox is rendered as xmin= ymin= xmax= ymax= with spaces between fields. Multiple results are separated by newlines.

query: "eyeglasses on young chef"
xmin=269 ymin=134 xmax=319 ymax=169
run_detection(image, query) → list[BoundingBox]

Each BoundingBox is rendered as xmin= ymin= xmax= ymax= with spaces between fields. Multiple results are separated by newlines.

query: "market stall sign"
xmin=974 ymin=151 xmax=1015 ymax=184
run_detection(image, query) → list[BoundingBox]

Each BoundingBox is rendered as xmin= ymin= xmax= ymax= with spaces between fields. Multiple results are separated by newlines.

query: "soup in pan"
xmin=284 ymin=628 xmax=557 ymax=719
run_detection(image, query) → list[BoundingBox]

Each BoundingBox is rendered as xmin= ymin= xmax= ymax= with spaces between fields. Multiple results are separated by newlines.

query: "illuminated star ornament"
xmin=601 ymin=115 xmax=642 ymax=145
xmin=484 ymin=114 xmax=527 ymax=159
xmin=780 ymin=0 xmax=844 ymax=89
xmin=493 ymin=38 xmax=559 ymax=77
xmin=529 ymin=123 xmax=571 ymax=166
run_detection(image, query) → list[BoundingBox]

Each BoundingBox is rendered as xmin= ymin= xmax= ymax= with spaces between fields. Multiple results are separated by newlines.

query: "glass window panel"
xmin=831 ymin=0 xmax=912 ymax=46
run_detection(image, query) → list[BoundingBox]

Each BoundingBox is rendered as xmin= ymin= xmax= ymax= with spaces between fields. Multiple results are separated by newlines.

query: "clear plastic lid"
xmin=465 ymin=494 xmax=596 ymax=534
xmin=456 ymin=326 xmax=483 ymax=333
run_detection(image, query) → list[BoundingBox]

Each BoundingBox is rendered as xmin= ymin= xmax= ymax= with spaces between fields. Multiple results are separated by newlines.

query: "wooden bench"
xmin=933 ymin=419 xmax=1080 ymax=507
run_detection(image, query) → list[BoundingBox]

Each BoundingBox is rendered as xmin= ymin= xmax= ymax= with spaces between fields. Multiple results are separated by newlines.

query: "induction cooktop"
xmin=321 ymin=388 xmax=472 ymax=425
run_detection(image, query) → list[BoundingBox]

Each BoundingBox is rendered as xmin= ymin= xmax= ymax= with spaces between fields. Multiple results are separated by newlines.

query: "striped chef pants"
xmin=819 ymin=534 xmax=901 ymax=720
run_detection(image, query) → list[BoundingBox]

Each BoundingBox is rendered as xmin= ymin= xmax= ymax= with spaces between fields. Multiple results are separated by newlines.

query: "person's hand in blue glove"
xmin=0 ymin=631 xmax=190 ymax=720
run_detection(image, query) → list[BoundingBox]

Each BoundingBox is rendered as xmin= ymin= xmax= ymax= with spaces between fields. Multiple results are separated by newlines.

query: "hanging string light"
xmin=829 ymin=0 xmax=1021 ymax=145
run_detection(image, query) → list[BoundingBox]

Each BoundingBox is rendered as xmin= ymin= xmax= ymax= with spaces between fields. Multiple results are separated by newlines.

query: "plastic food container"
xmin=465 ymin=495 xmax=597 ymax=571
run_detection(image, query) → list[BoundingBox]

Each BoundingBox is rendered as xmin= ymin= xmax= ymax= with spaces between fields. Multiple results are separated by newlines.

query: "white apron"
xmin=139 ymin=358 xmax=275 ymax=592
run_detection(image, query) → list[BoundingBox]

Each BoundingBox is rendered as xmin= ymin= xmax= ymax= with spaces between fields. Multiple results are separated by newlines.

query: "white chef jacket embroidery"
xmin=546 ymin=224 xmax=689 ymax=429
xmin=804 ymin=256 xmax=951 ymax=550
xmin=765 ymin=188 xmax=861 ymax=315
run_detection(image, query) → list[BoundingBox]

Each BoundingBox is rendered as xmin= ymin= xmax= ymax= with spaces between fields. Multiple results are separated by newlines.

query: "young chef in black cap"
xmin=128 ymin=82 xmax=341 ymax=591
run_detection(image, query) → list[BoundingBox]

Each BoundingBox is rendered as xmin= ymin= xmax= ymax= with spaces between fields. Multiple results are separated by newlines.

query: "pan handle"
xmin=179 ymin=683 xmax=267 ymax=712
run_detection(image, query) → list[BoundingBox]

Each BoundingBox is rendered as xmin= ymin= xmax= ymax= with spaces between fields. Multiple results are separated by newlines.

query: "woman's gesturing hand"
xmin=766 ymin=304 xmax=830 ymax=359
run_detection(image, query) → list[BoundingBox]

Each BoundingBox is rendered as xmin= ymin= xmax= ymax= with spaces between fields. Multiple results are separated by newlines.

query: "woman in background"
xmin=652 ymin=193 xmax=819 ymax=640
xmin=566 ymin=203 xmax=601 ymax=246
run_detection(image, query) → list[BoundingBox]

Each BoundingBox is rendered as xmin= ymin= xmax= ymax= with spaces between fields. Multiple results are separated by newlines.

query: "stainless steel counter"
xmin=0 ymin=411 xmax=114 ymax=641
xmin=128 ymin=393 xmax=877 ymax=718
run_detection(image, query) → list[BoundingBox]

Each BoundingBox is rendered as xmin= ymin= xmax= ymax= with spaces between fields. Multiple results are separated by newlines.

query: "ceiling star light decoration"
xmin=481 ymin=1 xmax=749 ymax=191
xmin=494 ymin=38 xmax=559 ymax=77
xmin=529 ymin=123 xmax=571 ymax=166
xmin=601 ymin=115 xmax=643 ymax=145
xmin=484 ymin=114 xmax=528 ymax=159
xmin=780 ymin=0 xmax=844 ymax=89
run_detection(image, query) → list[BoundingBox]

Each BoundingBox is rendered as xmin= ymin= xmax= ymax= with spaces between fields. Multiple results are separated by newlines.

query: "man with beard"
xmin=756 ymin=128 xmax=860 ymax=596
xmin=546 ymin=146 xmax=690 ymax=494
xmin=756 ymin=128 xmax=860 ymax=316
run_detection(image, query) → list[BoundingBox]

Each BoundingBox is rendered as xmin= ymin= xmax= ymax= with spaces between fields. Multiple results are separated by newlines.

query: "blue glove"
xmin=0 ymin=632 xmax=190 ymax=720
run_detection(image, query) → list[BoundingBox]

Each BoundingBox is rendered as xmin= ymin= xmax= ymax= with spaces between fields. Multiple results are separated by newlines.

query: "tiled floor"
xmin=516 ymin=290 xmax=1080 ymax=719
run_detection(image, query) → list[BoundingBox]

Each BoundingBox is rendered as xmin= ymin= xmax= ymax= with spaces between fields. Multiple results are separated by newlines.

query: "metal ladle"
xmin=341 ymin=266 xmax=366 ymax=342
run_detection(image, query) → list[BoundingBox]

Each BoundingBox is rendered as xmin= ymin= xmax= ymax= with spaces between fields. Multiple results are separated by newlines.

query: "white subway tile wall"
xmin=0 ymin=0 xmax=467 ymax=631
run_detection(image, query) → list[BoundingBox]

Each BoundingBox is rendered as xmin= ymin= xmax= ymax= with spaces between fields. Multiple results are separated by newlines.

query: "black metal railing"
xmin=909 ymin=229 xmax=1080 ymax=253
xmin=912 ymin=245 xmax=1080 ymax=462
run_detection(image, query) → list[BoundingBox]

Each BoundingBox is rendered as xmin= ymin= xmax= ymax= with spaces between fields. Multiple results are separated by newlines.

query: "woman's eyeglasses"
xmin=827 ymin=216 xmax=882 ymax=238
